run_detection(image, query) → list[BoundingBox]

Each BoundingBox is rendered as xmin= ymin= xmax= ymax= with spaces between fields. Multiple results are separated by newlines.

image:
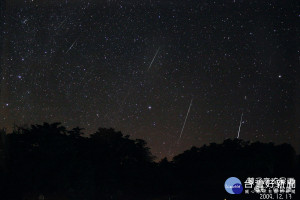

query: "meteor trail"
xmin=147 ymin=47 xmax=160 ymax=71
xmin=66 ymin=38 xmax=79 ymax=54
xmin=237 ymin=112 xmax=243 ymax=138
xmin=57 ymin=17 xmax=68 ymax=30
xmin=177 ymin=98 xmax=193 ymax=143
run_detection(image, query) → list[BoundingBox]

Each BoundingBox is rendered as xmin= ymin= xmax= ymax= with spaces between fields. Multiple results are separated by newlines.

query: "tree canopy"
xmin=0 ymin=123 xmax=299 ymax=200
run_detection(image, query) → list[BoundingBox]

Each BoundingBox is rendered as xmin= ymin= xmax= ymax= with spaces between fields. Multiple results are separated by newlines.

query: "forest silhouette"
xmin=0 ymin=122 xmax=299 ymax=200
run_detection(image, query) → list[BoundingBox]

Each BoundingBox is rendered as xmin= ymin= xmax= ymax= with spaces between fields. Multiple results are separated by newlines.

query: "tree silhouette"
xmin=0 ymin=123 xmax=298 ymax=200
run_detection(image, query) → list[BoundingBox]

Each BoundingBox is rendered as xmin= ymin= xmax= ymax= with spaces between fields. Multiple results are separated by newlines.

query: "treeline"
xmin=0 ymin=122 xmax=299 ymax=200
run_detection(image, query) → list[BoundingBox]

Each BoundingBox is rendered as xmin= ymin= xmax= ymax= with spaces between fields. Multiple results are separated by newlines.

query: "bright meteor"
xmin=237 ymin=112 xmax=243 ymax=138
xmin=66 ymin=38 xmax=79 ymax=54
xmin=147 ymin=47 xmax=160 ymax=71
xmin=177 ymin=98 xmax=193 ymax=143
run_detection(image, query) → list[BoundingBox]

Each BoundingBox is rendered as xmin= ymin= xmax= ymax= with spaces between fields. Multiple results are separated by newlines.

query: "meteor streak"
xmin=237 ymin=112 xmax=243 ymax=138
xmin=66 ymin=38 xmax=79 ymax=54
xmin=57 ymin=17 xmax=68 ymax=30
xmin=147 ymin=47 xmax=160 ymax=71
xmin=177 ymin=98 xmax=193 ymax=143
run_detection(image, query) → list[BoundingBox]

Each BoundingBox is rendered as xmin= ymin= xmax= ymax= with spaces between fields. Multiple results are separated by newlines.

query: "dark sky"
xmin=1 ymin=0 xmax=299 ymax=158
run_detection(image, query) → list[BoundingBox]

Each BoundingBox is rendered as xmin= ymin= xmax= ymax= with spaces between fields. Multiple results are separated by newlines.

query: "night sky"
xmin=1 ymin=0 xmax=299 ymax=159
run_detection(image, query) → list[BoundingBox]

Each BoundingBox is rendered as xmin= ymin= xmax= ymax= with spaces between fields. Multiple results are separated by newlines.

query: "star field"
xmin=0 ymin=0 xmax=299 ymax=158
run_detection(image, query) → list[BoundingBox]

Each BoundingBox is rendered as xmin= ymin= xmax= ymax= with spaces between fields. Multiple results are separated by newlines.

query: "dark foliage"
xmin=0 ymin=123 xmax=298 ymax=200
